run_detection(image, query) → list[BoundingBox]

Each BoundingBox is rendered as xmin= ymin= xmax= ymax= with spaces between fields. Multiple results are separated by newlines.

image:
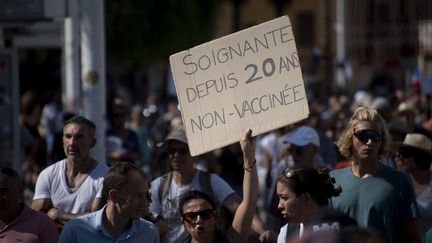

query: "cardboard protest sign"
xmin=170 ymin=15 xmax=309 ymax=156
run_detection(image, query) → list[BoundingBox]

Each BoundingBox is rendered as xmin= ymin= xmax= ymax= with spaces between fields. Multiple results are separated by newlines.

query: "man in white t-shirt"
xmin=150 ymin=126 xmax=272 ymax=243
xmin=32 ymin=116 xmax=109 ymax=229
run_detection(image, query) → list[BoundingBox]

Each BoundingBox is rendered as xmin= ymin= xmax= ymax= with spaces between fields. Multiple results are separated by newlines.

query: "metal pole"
xmin=325 ymin=0 xmax=333 ymax=99
xmin=335 ymin=0 xmax=346 ymax=91
xmin=80 ymin=0 xmax=106 ymax=163
xmin=64 ymin=0 xmax=81 ymax=113
xmin=11 ymin=49 xmax=19 ymax=173
xmin=0 ymin=29 xmax=4 ymax=49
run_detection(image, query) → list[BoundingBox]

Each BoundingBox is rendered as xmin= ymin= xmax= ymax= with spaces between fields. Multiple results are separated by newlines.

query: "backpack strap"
xmin=158 ymin=172 xmax=172 ymax=201
xmin=198 ymin=170 xmax=214 ymax=197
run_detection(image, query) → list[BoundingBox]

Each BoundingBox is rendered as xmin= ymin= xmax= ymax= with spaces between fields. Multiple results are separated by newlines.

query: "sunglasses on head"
xmin=353 ymin=129 xmax=383 ymax=143
xmin=167 ymin=146 xmax=189 ymax=156
xmin=182 ymin=209 xmax=215 ymax=223
xmin=282 ymin=167 xmax=307 ymax=194
xmin=283 ymin=167 xmax=301 ymax=181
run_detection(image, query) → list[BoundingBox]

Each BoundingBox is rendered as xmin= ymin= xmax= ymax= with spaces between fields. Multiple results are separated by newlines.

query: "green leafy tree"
xmin=106 ymin=0 xmax=220 ymax=65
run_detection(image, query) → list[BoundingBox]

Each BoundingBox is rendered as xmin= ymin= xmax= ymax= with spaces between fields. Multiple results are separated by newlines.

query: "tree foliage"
xmin=105 ymin=0 xmax=220 ymax=65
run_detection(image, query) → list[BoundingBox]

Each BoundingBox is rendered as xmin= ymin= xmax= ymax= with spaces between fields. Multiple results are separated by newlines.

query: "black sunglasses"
xmin=290 ymin=145 xmax=305 ymax=155
xmin=167 ymin=147 xmax=189 ymax=156
xmin=182 ymin=209 xmax=215 ymax=223
xmin=353 ymin=129 xmax=383 ymax=144
xmin=398 ymin=147 xmax=416 ymax=158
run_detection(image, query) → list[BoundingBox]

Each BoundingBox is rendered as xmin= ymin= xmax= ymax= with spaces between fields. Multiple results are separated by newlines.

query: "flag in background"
xmin=411 ymin=67 xmax=421 ymax=90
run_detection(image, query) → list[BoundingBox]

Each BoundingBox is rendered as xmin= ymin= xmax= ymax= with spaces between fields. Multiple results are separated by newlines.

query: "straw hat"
xmin=392 ymin=133 xmax=432 ymax=156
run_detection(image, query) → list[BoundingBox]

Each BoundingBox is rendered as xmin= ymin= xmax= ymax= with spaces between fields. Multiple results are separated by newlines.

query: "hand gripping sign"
xmin=169 ymin=15 xmax=309 ymax=156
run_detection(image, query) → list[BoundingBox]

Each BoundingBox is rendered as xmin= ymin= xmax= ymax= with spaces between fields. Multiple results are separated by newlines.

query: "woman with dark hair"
xmin=276 ymin=164 xmax=341 ymax=242
xmin=330 ymin=106 xmax=422 ymax=243
xmin=178 ymin=129 xmax=258 ymax=243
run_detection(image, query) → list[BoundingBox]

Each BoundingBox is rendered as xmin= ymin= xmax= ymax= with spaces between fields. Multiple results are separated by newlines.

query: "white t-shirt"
xmin=277 ymin=223 xmax=304 ymax=243
xmin=33 ymin=159 xmax=108 ymax=214
xmin=149 ymin=170 xmax=235 ymax=243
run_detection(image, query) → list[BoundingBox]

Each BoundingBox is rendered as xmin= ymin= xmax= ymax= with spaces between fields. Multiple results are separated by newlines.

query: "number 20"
xmin=244 ymin=58 xmax=276 ymax=84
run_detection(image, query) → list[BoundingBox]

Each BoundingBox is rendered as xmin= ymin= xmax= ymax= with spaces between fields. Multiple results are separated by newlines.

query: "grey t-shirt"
xmin=330 ymin=166 xmax=419 ymax=243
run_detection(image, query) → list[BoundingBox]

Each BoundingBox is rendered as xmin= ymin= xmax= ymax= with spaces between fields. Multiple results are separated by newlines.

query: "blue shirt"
xmin=59 ymin=206 xmax=159 ymax=243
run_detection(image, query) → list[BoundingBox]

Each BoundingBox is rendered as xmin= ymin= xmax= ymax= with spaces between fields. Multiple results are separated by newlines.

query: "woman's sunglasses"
xmin=353 ymin=129 xmax=383 ymax=144
xmin=282 ymin=167 xmax=307 ymax=194
xmin=182 ymin=209 xmax=216 ymax=223
xmin=283 ymin=167 xmax=301 ymax=182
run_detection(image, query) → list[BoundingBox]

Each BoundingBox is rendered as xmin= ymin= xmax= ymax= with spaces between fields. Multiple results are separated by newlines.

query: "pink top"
xmin=0 ymin=204 xmax=58 ymax=243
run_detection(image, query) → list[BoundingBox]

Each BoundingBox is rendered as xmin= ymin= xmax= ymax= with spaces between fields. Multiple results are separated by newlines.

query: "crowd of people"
xmin=2 ymin=83 xmax=432 ymax=243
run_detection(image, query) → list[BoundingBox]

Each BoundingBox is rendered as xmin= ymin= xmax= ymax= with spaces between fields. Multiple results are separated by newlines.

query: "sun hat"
xmin=284 ymin=126 xmax=320 ymax=147
xmin=392 ymin=133 xmax=432 ymax=156
xmin=157 ymin=125 xmax=188 ymax=147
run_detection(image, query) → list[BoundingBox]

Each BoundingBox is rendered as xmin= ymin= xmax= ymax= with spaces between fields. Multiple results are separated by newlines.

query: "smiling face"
xmin=63 ymin=123 xmax=96 ymax=163
xmin=167 ymin=140 xmax=194 ymax=172
xmin=181 ymin=198 xmax=217 ymax=241
xmin=276 ymin=181 xmax=306 ymax=223
xmin=352 ymin=121 xmax=383 ymax=162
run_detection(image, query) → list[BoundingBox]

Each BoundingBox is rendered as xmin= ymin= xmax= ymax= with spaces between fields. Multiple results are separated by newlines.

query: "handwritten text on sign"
xmin=170 ymin=16 xmax=309 ymax=156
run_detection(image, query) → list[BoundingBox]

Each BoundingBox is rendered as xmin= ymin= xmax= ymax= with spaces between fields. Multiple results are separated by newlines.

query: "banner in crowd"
xmin=170 ymin=15 xmax=309 ymax=156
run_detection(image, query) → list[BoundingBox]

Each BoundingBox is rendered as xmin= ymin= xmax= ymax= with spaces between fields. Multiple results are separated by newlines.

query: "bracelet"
xmin=244 ymin=159 xmax=256 ymax=171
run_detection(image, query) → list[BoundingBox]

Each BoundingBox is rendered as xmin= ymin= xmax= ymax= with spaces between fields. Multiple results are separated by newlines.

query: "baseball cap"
xmin=157 ymin=125 xmax=188 ymax=147
xmin=285 ymin=126 xmax=320 ymax=147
